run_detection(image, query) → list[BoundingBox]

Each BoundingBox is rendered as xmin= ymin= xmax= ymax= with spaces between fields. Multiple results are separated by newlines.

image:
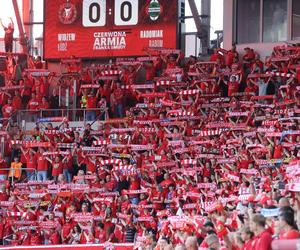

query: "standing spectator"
xmin=20 ymin=147 xmax=36 ymax=181
xmin=49 ymin=89 xmax=60 ymax=116
xmin=0 ymin=154 xmax=8 ymax=180
xmin=112 ymin=82 xmax=124 ymax=118
xmin=86 ymin=91 xmax=98 ymax=121
xmin=250 ymin=77 xmax=271 ymax=96
xmin=12 ymin=90 xmax=22 ymax=111
xmin=35 ymin=148 xmax=48 ymax=182
xmin=34 ymin=56 xmax=43 ymax=69
xmin=27 ymin=92 xmax=40 ymax=122
xmin=250 ymin=214 xmax=272 ymax=250
xmin=2 ymin=98 xmax=14 ymax=118
xmin=9 ymin=156 xmax=22 ymax=182
xmin=0 ymin=17 xmax=14 ymax=53
xmin=278 ymin=208 xmax=300 ymax=239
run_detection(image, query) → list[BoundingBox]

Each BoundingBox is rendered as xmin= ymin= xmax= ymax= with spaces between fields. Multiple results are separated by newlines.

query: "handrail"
xmin=14 ymin=108 xmax=108 ymax=125
xmin=0 ymin=168 xmax=37 ymax=184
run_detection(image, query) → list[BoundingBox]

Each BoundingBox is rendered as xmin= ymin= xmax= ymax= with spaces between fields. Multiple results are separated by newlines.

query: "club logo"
xmin=58 ymin=1 xmax=77 ymax=24
xmin=147 ymin=0 xmax=162 ymax=21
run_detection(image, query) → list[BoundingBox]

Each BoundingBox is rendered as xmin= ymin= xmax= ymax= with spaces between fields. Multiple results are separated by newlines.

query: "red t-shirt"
xmin=25 ymin=153 xmax=37 ymax=172
xmin=52 ymin=162 xmax=63 ymax=177
xmin=228 ymin=81 xmax=239 ymax=96
xmin=2 ymin=104 xmax=14 ymax=118
xmin=30 ymin=233 xmax=42 ymax=245
xmin=252 ymin=230 xmax=272 ymax=250
xmin=85 ymin=159 xmax=97 ymax=173
xmin=27 ymin=98 xmax=40 ymax=110
xmin=114 ymin=88 xmax=123 ymax=104
xmin=0 ymin=159 xmax=8 ymax=175
xmin=35 ymin=153 xmax=48 ymax=171
xmin=273 ymin=144 xmax=283 ymax=159
xmin=279 ymin=229 xmax=300 ymax=239
xmin=86 ymin=96 xmax=98 ymax=109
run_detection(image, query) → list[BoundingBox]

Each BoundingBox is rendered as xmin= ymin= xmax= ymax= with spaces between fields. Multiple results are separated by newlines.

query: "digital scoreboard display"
xmin=44 ymin=0 xmax=179 ymax=59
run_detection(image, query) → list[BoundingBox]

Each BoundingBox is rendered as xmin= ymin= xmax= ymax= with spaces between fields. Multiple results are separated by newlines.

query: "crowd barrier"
xmin=12 ymin=108 xmax=107 ymax=126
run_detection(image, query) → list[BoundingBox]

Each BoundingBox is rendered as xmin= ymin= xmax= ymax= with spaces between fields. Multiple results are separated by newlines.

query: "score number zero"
xmin=82 ymin=0 xmax=139 ymax=27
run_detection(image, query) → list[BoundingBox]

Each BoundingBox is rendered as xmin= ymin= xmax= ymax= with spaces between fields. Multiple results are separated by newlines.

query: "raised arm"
xmin=10 ymin=17 xmax=14 ymax=29
xmin=0 ymin=18 xmax=6 ymax=29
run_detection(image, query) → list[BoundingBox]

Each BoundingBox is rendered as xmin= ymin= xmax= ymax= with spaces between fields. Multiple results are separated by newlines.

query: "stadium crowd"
xmin=0 ymin=44 xmax=300 ymax=250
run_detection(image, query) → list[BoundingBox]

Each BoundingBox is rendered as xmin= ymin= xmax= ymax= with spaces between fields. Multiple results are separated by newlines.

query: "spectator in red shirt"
xmin=12 ymin=91 xmax=22 ymax=111
xmin=225 ymin=75 xmax=241 ymax=97
xmin=250 ymin=214 xmax=272 ymax=250
xmin=112 ymin=82 xmax=124 ymax=118
xmin=34 ymin=56 xmax=43 ymax=69
xmin=143 ymin=61 xmax=156 ymax=82
xmin=35 ymin=148 xmax=48 ymax=182
xmin=2 ymin=98 xmax=14 ymax=118
xmin=278 ymin=207 xmax=300 ymax=239
xmin=27 ymin=92 xmax=40 ymax=122
xmin=39 ymin=96 xmax=50 ymax=110
xmin=239 ymin=226 xmax=254 ymax=250
xmin=86 ymin=91 xmax=98 ymax=121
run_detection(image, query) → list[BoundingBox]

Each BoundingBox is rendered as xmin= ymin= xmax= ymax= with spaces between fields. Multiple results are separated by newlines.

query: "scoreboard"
xmin=44 ymin=0 xmax=181 ymax=59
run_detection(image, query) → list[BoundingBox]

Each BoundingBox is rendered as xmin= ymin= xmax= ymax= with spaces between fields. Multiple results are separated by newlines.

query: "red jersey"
xmin=52 ymin=162 xmax=63 ymax=177
xmin=86 ymin=96 xmax=98 ymax=109
xmin=279 ymin=229 xmax=300 ymax=239
xmin=2 ymin=104 xmax=14 ymax=118
xmin=35 ymin=153 xmax=48 ymax=171
xmin=252 ymin=230 xmax=272 ymax=250
xmin=27 ymin=99 xmax=40 ymax=110
xmin=228 ymin=81 xmax=239 ymax=96
xmin=0 ymin=159 xmax=8 ymax=175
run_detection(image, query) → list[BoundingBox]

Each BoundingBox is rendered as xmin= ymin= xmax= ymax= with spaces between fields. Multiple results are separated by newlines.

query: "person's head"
xmin=46 ymin=123 xmax=53 ymax=129
xmin=279 ymin=208 xmax=297 ymax=230
xmin=278 ymin=197 xmax=290 ymax=208
xmin=81 ymin=203 xmax=88 ymax=212
xmin=185 ymin=236 xmax=198 ymax=250
xmin=250 ymin=214 xmax=266 ymax=235
xmin=205 ymin=234 xmax=220 ymax=250
xmin=8 ymin=22 xmax=12 ymax=29
xmin=54 ymin=156 xmax=60 ymax=163
xmin=159 ymin=237 xmax=169 ymax=249
xmin=14 ymin=156 xmax=19 ymax=162
xmin=74 ymin=224 xmax=81 ymax=233
xmin=48 ymin=212 xmax=54 ymax=220
xmin=240 ymin=226 xmax=254 ymax=242
xmin=42 ymin=96 xmax=48 ymax=103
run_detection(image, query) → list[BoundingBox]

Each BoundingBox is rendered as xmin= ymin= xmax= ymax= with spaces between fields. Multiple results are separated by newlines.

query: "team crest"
xmin=147 ymin=0 xmax=162 ymax=21
xmin=58 ymin=1 xmax=77 ymax=24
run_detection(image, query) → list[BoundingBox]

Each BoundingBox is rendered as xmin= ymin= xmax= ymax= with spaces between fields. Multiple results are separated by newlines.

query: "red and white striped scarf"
xmin=100 ymin=70 xmax=122 ymax=76
xmin=99 ymin=159 xmax=122 ymax=166
xmin=181 ymin=159 xmax=197 ymax=165
xmin=93 ymin=140 xmax=109 ymax=146
xmin=179 ymin=89 xmax=200 ymax=95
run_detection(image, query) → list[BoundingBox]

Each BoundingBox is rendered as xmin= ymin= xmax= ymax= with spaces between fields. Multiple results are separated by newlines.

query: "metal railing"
xmin=0 ymin=38 xmax=23 ymax=54
xmin=12 ymin=108 xmax=108 ymax=125
xmin=0 ymin=167 xmax=37 ymax=184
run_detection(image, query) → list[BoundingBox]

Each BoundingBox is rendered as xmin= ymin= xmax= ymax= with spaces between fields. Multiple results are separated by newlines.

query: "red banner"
xmin=44 ymin=0 xmax=179 ymax=59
